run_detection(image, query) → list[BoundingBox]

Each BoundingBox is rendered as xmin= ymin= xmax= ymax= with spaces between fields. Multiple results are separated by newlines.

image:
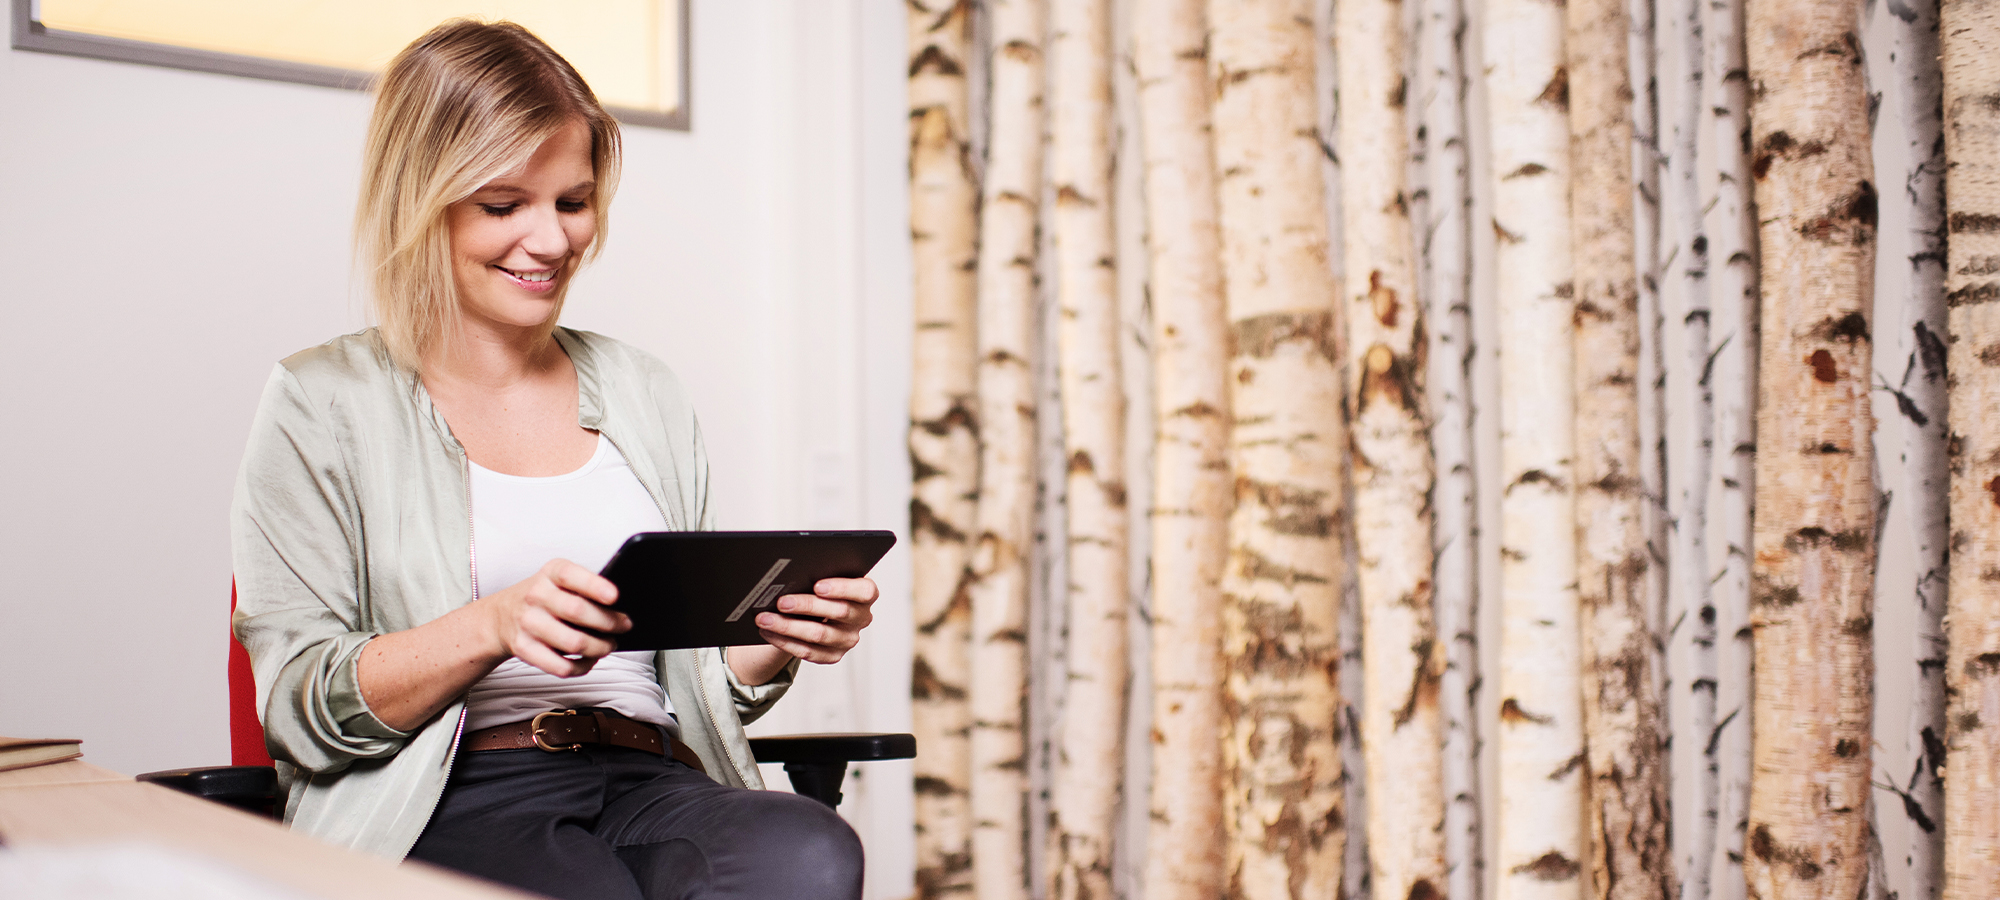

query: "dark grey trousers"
xmin=406 ymin=745 xmax=864 ymax=900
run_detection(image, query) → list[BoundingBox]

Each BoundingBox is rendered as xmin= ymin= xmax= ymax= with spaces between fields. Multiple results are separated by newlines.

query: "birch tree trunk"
xmin=1335 ymin=0 xmax=1446 ymax=893
xmin=1134 ymin=1 xmax=1233 ymax=895
xmin=1863 ymin=0 xmax=1950 ymax=894
xmin=1111 ymin=6 xmax=1155 ymax=882
xmin=967 ymin=3 xmax=1045 ymax=898
xmin=1046 ymin=1 xmax=1128 ymax=897
xmin=1413 ymin=0 xmax=1484 ymax=888
xmin=1653 ymin=0 xmax=1723 ymax=889
xmin=1623 ymin=6 xmax=1670 ymax=878
xmin=1743 ymin=0 xmax=1878 ymax=887
xmin=1208 ymin=1 xmax=1348 ymax=896
xmin=908 ymin=5 xmax=980 ymax=895
xmin=1941 ymin=0 xmax=2000 ymax=893
xmin=1697 ymin=0 xmax=1759 ymax=887
xmin=1567 ymin=0 xmax=1672 ymax=891
xmin=1486 ymin=0 xmax=1586 ymax=889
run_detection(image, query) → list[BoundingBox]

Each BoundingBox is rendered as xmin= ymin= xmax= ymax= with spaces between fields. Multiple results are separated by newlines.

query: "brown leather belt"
xmin=464 ymin=709 xmax=664 ymax=755
xmin=462 ymin=709 xmax=707 ymax=772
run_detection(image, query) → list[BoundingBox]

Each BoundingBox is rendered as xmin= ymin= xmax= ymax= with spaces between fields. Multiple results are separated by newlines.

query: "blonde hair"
xmin=355 ymin=20 xmax=622 ymax=370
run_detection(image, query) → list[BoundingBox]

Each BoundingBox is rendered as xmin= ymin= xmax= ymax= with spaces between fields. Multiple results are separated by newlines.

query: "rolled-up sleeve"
xmin=722 ymin=650 xmax=798 ymax=724
xmin=231 ymin=365 xmax=409 ymax=773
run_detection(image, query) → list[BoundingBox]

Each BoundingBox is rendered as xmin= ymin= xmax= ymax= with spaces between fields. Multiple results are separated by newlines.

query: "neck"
xmin=422 ymin=322 xmax=564 ymax=390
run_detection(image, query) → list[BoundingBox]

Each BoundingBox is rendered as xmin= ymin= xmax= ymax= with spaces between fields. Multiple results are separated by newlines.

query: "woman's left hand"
xmin=727 ymin=577 xmax=878 ymax=686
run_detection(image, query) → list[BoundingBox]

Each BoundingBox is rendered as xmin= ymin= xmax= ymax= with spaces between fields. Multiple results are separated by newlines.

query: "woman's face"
xmin=446 ymin=120 xmax=597 ymax=337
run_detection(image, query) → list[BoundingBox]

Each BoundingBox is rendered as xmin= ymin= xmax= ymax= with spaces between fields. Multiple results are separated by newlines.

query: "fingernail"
xmin=777 ymin=596 xmax=796 ymax=611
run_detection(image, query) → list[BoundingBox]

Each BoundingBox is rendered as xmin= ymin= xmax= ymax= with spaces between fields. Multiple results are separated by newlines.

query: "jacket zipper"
xmin=601 ymin=430 xmax=754 ymax=787
xmin=465 ymin=454 xmax=480 ymax=602
xmin=399 ymin=454 xmax=476 ymax=861
xmin=694 ymin=650 xmax=754 ymax=786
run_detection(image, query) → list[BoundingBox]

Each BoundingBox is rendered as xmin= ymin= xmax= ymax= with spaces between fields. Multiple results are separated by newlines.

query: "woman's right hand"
xmin=358 ymin=559 xmax=631 ymax=731
xmin=476 ymin=559 xmax=631 ymax=677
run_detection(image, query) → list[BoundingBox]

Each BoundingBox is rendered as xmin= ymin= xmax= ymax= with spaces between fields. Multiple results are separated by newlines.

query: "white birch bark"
xmin=1046 ymin=1 xmax=1128 ymax=897
xmin=1654 ymin=0 xmax=1721 ymax=888
xmin=1743 ymin=0 xmax=1878 ymax=887
xmin=1624 ymin=0 xmax=1670 ymax=844
xmin=1027 ymin=235 xmax=1065 ymax=900
xmin=1312 ymin=7 xmax=1370 ymax=892
xmin=1670 ymin=8 xmax=1728 ymax=898
xmin=1569 ymin=0 xmax=1673 ymax=891
xmin=1337 ymin=0 xmax=1447 ymax=894
xmin=1111 ymin=4 xmax=1156 ymax=897
xmin=1624 ymin=0 xmax=1679 ymax=890
xmin=1413 ymin=0 xmax=1484 ymax=888
xmin=1940 ymin=0 xmax=2000 ymax=894
xmin=908 ymin=4 xmax=980 ymax=894
xmin=1208 ymin=1 xmax=1349 ymax=896
xmin=1863 ymin=0 xmax=1950 ymax=894
xmin=968 ymin=3 xmax=1046 ymax=898
xmin=1134 ymin=0 xmax=1233 ymax=895
xmin=1486 ymin=0 xmax=1586 ymax=890
xmin=1696 ymin=0 xmax=1759 ymax=888
xmin=1463 ymin=0 xmax=1510 ymax=883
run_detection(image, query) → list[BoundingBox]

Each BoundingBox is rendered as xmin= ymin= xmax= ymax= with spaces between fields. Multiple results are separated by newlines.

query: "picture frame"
xmin=10 ymin=0 xmax=690 ymax=130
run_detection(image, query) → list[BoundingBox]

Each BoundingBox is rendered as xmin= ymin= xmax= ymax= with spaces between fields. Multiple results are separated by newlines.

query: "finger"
xmin=551 ymin=590 xmax=632 ymax=634
xmin=548 ymin=560 xmax=620 ymax=605
xmin=813 ymin=577 xmax=879 ymax=604
xmin=523 ymin=608 xmax=620 ymax=659
xmin=778 ymin=593 xmax=873 ymax=630
xmin=757 ymin=628 xmax=845 ymax=665
xmin=757 ymin=611 xmax=857 ymax=651
xmin=774 ymin=593 xmax=841 ymax=622
xmin=515 ymin=642 xmax=597 ymax=678
xmin=522 ymin=579 xmax=629 ymax=634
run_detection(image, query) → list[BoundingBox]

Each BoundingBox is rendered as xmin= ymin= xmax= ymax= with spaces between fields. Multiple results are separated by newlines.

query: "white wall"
xmin=0 ymin=2 xmax=915 ymax=896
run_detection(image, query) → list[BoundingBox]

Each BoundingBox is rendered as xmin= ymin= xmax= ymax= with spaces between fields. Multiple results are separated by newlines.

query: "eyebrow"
xmin=473 ymin=180 xmax=596 ymax=197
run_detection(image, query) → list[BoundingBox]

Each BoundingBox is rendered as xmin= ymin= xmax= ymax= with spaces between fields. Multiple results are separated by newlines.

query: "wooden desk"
xmin=0 ymin=760 xmax=538 ymax=900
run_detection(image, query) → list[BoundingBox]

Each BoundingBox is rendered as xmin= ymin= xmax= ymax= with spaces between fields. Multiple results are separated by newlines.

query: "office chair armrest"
xmin=137 ymin=765 xmax=279 ymax=819
xmin=747 ymin=732 xmax=915 ymax=809
xmin=748 ymin=732 xmax=916 ymax=764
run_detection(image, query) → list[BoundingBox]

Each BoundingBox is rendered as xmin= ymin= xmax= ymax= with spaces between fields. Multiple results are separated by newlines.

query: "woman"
xmin=231 ymin=20 xmax=873 ymax=900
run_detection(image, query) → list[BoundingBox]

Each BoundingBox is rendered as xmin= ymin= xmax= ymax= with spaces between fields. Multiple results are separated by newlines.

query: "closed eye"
xmin=479 ymin=203 xmax=519 ymax=217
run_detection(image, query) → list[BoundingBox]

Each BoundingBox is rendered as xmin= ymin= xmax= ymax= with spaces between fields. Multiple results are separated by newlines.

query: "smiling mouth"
xmin=498 ymin=266 xmax=557 ymax=284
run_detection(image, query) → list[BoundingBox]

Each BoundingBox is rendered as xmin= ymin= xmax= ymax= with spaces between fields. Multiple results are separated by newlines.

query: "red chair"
xmin=138 ymin=584 xmax=913 ymax=815
xmin=227 ymin=583 xmax=274 ymax=768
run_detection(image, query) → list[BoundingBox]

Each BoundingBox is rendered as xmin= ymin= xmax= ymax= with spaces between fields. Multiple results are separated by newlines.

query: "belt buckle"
xmin=531 ymin=709 xmax=583 ymax=752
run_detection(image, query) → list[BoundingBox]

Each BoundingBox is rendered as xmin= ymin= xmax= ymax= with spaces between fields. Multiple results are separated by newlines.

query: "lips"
xmin=497 ymin=266 xmax=559 ymax=292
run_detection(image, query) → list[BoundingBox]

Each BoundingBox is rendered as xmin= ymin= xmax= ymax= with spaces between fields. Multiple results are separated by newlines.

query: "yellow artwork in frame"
xmin=16 ymin=0 xmax=688 ymax=128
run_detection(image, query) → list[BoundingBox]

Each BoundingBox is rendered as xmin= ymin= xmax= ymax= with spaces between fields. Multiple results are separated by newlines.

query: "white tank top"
xmin=462 ymin=434 xmax=677 ymax=735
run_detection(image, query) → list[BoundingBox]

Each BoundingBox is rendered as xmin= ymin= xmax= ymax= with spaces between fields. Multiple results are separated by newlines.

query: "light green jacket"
xmin=230 ymin=327 xmax=792 ymax=860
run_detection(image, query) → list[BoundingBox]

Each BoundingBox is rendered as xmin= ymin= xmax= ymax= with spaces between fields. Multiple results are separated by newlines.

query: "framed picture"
xmin=11 ymin=0 xmax=690 ymax=129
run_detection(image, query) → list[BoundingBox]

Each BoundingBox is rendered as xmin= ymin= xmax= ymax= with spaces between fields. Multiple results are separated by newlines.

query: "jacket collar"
xmin=552 ymin=327 xmax=607 ymax=429
xmin=394 ymin=327 xmax=608 ymax=450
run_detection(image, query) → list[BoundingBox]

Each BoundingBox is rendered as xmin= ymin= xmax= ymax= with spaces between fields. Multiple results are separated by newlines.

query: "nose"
xmin=520 ymin=203 xmax=570 ymax=260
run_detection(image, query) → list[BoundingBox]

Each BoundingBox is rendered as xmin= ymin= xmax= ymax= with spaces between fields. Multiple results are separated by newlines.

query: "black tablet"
xmin=596 ymin=530 xmax=897 ymax=651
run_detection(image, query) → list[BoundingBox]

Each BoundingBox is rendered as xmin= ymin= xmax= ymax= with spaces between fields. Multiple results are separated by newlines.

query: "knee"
xmin=762 ymin=795 xmax=863 ymax=897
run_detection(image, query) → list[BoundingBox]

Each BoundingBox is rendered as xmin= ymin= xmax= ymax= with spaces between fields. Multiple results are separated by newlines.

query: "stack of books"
xmin=0 ymin=735 xmax=82 ymax=774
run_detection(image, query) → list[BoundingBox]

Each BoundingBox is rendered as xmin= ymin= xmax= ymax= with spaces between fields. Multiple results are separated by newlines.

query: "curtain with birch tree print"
xmin=900 ymin=0 xmax=1973 ymax=896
